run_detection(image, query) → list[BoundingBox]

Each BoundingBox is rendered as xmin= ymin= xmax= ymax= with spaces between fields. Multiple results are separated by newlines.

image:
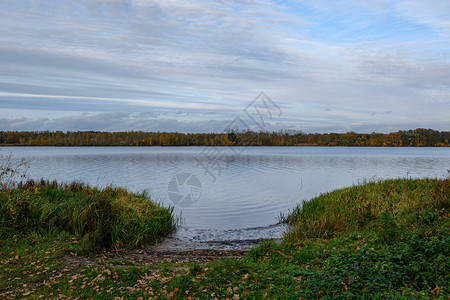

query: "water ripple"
xmin=3 ymin=146 xmax=449 ymax=243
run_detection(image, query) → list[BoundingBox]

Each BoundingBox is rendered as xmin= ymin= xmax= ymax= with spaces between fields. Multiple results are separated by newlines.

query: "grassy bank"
xmin=281 ymin=177 xmax=449 ymax=242
xmin=0 ymin=178 xmax=448 ymax=299
xmin=0 ymin=180 xmax=176 ymax=251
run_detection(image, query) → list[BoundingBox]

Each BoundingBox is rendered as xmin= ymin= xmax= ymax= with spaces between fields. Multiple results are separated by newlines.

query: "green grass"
xmin=281 ymin=178 xmax=449 ymax=242
xmin=0 ymin=178 xmax=448 ymax=299
xmin=0 ymin=232 xmax=79 ymax=295
xmin=0 ymin=180 xmax=176 ymax=251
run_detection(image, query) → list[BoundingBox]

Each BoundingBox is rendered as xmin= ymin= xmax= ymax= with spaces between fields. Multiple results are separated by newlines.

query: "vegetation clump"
xmin=0 ymin=179 xmax=176 ymax=251
xmin=281 ymin=178 xmax=449 ymax=242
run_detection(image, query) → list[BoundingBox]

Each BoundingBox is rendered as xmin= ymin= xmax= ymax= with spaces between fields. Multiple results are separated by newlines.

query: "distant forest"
xmin=0 ymin=128 xmax=448 ymax=147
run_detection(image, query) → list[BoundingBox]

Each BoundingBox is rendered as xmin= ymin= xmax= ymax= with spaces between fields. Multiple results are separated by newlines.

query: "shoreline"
xmin=0 ymin=178 xmax=448 ymax=298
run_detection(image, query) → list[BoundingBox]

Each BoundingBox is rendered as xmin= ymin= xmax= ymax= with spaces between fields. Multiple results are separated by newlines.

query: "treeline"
xmin=0 ymin=128 xmax=448 ymax=147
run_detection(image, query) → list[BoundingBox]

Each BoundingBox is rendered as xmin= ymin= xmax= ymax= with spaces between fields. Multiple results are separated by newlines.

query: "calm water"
xmin=2 ymin=147 xmax=449 ymax=244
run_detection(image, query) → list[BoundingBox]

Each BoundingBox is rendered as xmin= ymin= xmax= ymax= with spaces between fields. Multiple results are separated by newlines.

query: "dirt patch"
xmin=98 ymin=248 xmax=247 ymax=265
xmin=57 ymin=237 xmax=252 ymax=268
xmin=59 ymin=252 xmax=98 ymax=267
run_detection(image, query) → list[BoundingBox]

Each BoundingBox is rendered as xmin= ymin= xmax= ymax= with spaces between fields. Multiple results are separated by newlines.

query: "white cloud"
xmin=0 ymin=0 xmax=448 ymax=132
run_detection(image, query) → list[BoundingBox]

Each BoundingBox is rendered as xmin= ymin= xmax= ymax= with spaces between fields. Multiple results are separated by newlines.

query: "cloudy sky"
xmin=0 ymin=0 xmax=449 ymax=133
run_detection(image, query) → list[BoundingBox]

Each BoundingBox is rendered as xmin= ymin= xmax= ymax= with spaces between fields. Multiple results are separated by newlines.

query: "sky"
xmin=0 ymin=0 xmax=449 ymax=133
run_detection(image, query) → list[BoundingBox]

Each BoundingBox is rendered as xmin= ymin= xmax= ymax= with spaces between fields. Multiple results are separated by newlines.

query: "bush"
xmin=0 ymin=153 xmax=30 ymax=190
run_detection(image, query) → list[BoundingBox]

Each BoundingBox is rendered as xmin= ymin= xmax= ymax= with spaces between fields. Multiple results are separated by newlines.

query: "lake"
xmin=2 ymin=146 xmax=449 ymax=245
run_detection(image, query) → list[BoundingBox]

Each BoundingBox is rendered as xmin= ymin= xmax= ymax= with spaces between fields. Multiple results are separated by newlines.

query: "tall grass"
xmin=282 ymin=178 xmax=449 ymax=243
xmin=0 ymin=179 xmax=176 ymax=251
